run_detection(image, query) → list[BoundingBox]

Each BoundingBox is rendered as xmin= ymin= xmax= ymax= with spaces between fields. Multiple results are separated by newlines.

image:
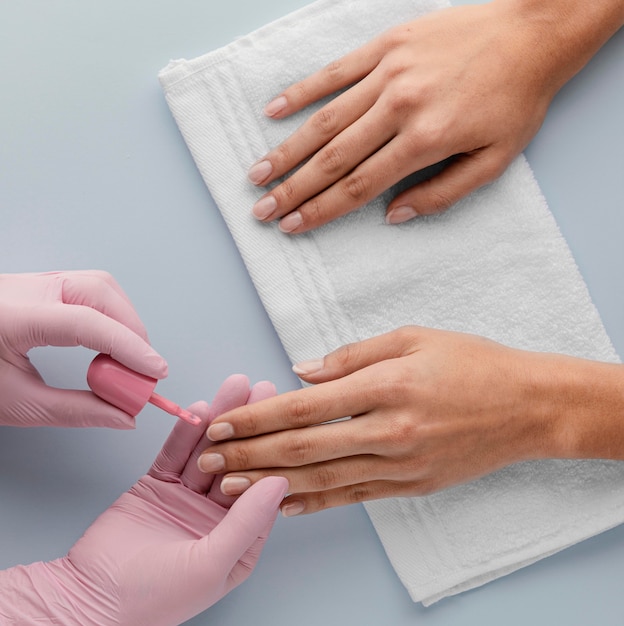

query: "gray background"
xmin=1 ymin=1 xmax=623 ymax=624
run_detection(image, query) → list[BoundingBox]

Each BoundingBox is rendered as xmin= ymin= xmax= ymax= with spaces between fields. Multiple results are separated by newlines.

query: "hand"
xmin=0 ymin=270 xmax=167 ymax=428
xmin=0 ymin=375 xmax=289 ymax=626
xmin=248 ymin=2 xmax=622 ymax=233
xmin=198 ymin=326 xmax=624 ymax=515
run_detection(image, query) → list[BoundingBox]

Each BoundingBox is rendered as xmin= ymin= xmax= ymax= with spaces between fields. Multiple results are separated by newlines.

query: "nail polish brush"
xmin=87 ymin=353 xmax=201 ymax=426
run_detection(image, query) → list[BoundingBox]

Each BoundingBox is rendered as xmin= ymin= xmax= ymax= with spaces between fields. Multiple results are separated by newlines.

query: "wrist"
xmin=0 ymin=559 xmax=90 ymax=626
xmin=492 ymin=0 xmax=624 ymax=94
xmin=531 ymin=354 xmax=624 ymax=460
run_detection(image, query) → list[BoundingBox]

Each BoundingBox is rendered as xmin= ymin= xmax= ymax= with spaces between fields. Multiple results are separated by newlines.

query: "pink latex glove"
xmin=0 ymin=375 xmax=288 ymax=626
xmin=0 ymin=271 xmax=168 ymax=428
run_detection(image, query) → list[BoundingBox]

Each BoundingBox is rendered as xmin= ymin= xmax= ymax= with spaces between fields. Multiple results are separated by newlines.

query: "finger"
xmin=204 ymin=416 xmax=378 ymax=477
xmin=181 ymin=375 xmax=251 ymax=493
xmin=218 ymin=450 xmax=395 ymax=498
xmin=253 ymin=105 xmax=395 ymax=223
xmin=208 ymin=380 xmax=278 ymax=506
xmin=281 ymin=479 xmax=411 ymax=516
xmin=205 ymin=369 xmax=379 ymax=441
xmin=386 ymin=149 xmax=509 ymax=222
xmin=276 ymin=134 xmax=430 ymax=234
xmin=293 ymin=326 xmax=419 ymax=383
xmin=3 ymin=372 xmax=135 ymax=428
xmin=59 ymin=270 xmax=149 ymax=341
xmin=250 ymin=75 xmax=383 ymax=189
xmin=25 ymin=304 xmax=167 ymax=379
xmin=149 ymin=401 xmax=212 ymax=481
xmin=195 ymin=477 xmax=288 ymax=578
xmin=263 ymin=36 xmax=387 ymax=119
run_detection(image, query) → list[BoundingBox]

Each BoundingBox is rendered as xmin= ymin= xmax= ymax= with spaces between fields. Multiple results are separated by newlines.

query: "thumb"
xmin=386 ymin=149 xmax=508 ymax=222
xmin=200 ymin=477 xmax=288 ymax=572
xmin=292 ymin=326 xmax=418 ymax=383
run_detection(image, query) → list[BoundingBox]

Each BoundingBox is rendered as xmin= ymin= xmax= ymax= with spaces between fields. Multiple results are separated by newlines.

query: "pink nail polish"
xmin=386 ymin=205 xmax=418 ymax=225
xmin=87 ymin=353 xmax=201 ymax=426
xmin=264 ymin=95 xmax=287 ymax=117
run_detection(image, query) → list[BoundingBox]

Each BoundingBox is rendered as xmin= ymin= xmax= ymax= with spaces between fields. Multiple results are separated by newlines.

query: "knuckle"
xmin=425 ymin=188 xmax=456 ymax=214
xmin=301 ymin=196 xmax=324 ymax=225
xmin=341 ymin=174 xmax=371 ymax=203
xmin=273 ymin=142 xmax=293 ymax=169
xmin=318 ymin=145 xmax=345 ymax=175
xmin=289 ymin=395 xmax=317 ymax=424
xmin=331 ymin=341 xmax=361 ymax=369
xmin=346 ymin=484 xmax=373 ymax=504
xmin=324 ymin=60 xmax=345 ymax=85
xmin=290 ymin=81 xmax=310 ymax=105
xmin=284 ymin=433 xmax=315 ymax=464
xmin=228 ymin=445 xmax=251 ymax=470
xmin=311 ymin=465 xmax=339 ymax=490
xmin=275 ymin=178 xmax=298 ymax=204
xmin=313 ymin=106 xmax=339 ymax=136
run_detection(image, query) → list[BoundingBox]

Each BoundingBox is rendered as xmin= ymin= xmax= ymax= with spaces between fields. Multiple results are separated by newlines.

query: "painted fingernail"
xmin=197 ymin=453 xmax=225 ymax=473
xmin=281 ymin=501 xmax=305 ymax=517
xmin=207 ymin=422 xmax=234 ymax=441
xmin=248 ymin=160 xmax=273 ymax=185
xmin=292 ymin=359 xmax=324 ymax=376
xmin=252 ymin=195 xmax=277 ymax=220
xmin=386 ymin=205 xmax=418 ymax=225
xmin=278 ymin=211 xmax=303 ymax=233
xmin=264 ymin=95 xmax=287 ymax=117
xmin=221 ymin=476 xmax=252 ymax=495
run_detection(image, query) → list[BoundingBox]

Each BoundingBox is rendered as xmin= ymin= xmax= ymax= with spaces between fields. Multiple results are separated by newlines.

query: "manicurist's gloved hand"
xmin=0 ymin=270 xmax=168 ymax=428
xmin=0 ymin=375 xmax=288 ymax=626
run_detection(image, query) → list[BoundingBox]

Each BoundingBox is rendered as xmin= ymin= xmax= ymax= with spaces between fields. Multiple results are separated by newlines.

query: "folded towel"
xmin=159 ymin=0 xmax=624 ymax=606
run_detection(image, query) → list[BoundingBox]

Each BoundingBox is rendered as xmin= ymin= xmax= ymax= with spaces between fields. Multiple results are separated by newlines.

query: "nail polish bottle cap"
xmin=87 ymin=353 xmax=156 ymax=416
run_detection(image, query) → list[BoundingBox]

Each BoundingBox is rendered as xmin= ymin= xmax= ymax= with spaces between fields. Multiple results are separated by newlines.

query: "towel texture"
xmin=159 ymin=0 xmax=624 ymax=605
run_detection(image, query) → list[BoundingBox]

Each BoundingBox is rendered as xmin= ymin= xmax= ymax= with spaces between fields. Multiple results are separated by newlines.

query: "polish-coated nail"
xmin=264 ymin=95 xmax=287 ymax=117
xmin=292 ymin=359 xmax=324 ymax=376
xmin=281 ymin=501 xmax=305 ymax=517
xmin=207 ymin=422 xmax=235 ymax=441
xmin=197 ymin=453 xmax=225 ymax=473
xmin=252 ymin=195 xmax=277 ymax=220
xmin=248 ymin=160 xmax=273 ymax=185
xmin=220 ymin=476 xmax=252 ymax=495
xmin=278 ymin=211 xmax=303 ymax=233
xmin=386 ymin=205 xmax=419 ymax=225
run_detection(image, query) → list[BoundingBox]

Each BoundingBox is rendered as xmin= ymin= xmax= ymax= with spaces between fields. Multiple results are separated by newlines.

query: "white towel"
xmin=159 ymin=0 xmax=624 ymax=606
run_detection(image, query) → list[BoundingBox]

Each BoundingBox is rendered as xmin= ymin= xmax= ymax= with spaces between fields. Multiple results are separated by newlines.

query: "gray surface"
xmin=1 ymin=1 xmax=623 ymax=624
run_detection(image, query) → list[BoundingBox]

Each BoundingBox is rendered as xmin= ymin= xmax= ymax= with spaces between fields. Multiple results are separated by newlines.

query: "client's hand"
xmin=0 ymin=375 xmax=288 ymax=626
xmin=248 ymin=2 xmax=622 ymax=233
xmin=198 ymin=327 xmax=624 ymax=515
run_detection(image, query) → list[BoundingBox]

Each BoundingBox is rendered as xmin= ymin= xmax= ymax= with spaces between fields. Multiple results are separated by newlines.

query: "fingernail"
xmin=207 ymin=422 xmax=234 ymax=441
xmin=197 ymin=453 xmax=225 ymax=473
xmin=248 ymin=160 xmax=273 ymax=185
xmin=264 ymin=95 xmax=287 ymax=117
xmin=386 ymin=205 xmax=418 ymax=225
xmin=292 ymin=358 xmax=324 ymax=376
xmin=221 ymin=476 xmax=252 ymax=495
xmin=252 ymin=195 xmax=277 ymax=220
xmin=279 ymin=211 xmax=303 ymax=233
xmin=281 ymin=501 xmax=305 ymax=517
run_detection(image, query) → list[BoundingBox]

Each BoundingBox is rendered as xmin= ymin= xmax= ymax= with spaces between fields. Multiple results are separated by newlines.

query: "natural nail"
xmin=252 ymin=195 xmax=278 ymax=220
xmin=220 ymin=476 xmax=252 ymax=495
xmin=264 ymin=95 xmax=287 ymax=117
xmin=278 ymin=211 xmax=303 ymax=233
xmin=386 ymin=205 xmax=418 ymax=225
xmin=281 ymin=501 xmax=305 ymax=517
xmin=248 ymin=160 xmax=273 ymax=185
xmin=197 ymin=453 xmax=225 ymax=473
xmin=207 ymin=422 xmax=235 ymax=441
xmin=292 ymin=359 xmax=324 ymax=376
